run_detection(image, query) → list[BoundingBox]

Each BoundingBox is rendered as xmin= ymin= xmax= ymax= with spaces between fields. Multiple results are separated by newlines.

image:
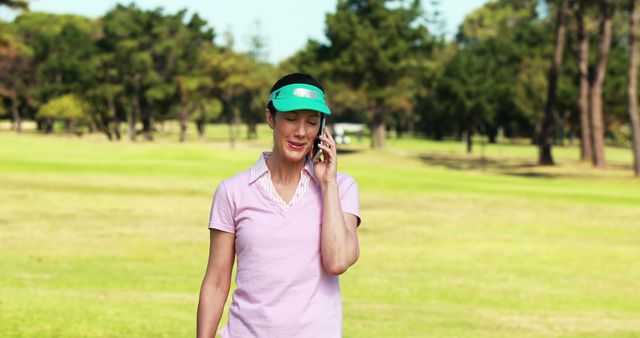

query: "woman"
xmin=197 ymin=73 xmax=361 ymax=338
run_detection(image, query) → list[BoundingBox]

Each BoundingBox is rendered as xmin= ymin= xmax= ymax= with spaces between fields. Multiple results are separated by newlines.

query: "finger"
xmin=318 ymin=143 xmax=332 ymax=154
xmin=324 ymin=127 xmax=336 ymax=144
xmin=318 ymin=135 xmax=335 ymax=147
xmin=322 ymin=127 xmax=333 ymax=141
xmin=318 ymin=144 xmax=336 ymax=163
xmin=318 ymin=139 xmax=337 ymax=160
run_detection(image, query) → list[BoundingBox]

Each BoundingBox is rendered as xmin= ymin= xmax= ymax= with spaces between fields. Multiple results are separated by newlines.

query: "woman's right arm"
xmin=197 ymin=229 xmax=236 ymax=338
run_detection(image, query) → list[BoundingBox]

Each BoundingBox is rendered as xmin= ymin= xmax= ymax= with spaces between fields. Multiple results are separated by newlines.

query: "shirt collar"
xmin=249 ymin=151 xmax=317 ymax=184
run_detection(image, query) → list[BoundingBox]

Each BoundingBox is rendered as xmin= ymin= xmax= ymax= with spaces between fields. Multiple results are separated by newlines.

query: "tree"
xmin=0 ymin=0 xmax=28 ymax=11
xmin=456 ymin=0 xmax=538 ymax=43
xmin=246 ymin=20 xmax=269 ymax=63
xmin=590 ymin=0 xmax=614 ymax=168
xmin=539 ymin=0 xmax=569 ymax=165
xmin=301 ymin=0 xmax=433 ymax=149
xmin=11 ymin=13 xmax=100 ymax=133
xmin=514 ymin=55 xmax=549 ymax=133
xmin=243 ymin=26 xmax=275 ymax=139
xmin=208 ymin=47 xmax=269 ymax=147
xmin=148 ymin=10 xmax=215 ymax=142
xmin=444 ymin=0 xmax=559 ymax=147
xmin=85 ymin=82 xmax=124 ymax=140
xmin=36 ymin=94 xmax=88 ymax=134
xmin=425 ymin=0 xmax=447 ymax=39
xmin=435 ymin=38 xmax=518 ymax=152
xmin=0 ymin=1 xmax=29 ymax=131
xmin=175 ymin=75 xmax=212 ymax=142
xmin=100 ymin=5 xmax=158 ymax=141
xmin=0 ymin=26 xmax=32 ymax=133
xmin=192 ymin=97 xmax=222 ymax=140
xmin=627 ymin=0 xmax=640 ymax=176
xmin=574 ymin=0 xmax=593 ymax=161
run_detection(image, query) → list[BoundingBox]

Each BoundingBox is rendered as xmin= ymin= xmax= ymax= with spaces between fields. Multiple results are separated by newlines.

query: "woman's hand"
xmin=313 ymin=127 xmax=338 ymax=185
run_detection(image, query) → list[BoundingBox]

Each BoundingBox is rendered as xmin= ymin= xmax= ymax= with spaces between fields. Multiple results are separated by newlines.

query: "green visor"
xmin=269 ymin=83 xmax=331 ymax=115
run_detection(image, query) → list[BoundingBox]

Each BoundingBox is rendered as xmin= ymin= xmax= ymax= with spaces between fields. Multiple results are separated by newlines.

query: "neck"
xmin=266 ymin=149 xmax=306 ymax=185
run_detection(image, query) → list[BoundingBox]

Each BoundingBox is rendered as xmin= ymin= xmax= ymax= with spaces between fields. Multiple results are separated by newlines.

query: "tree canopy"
xmin=1 ymin=0 xmax=640 ymax=173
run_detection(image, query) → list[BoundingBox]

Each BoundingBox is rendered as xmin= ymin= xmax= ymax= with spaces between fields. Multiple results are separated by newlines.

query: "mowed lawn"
xmin=1 ymin=126 xmax=639 ymax=338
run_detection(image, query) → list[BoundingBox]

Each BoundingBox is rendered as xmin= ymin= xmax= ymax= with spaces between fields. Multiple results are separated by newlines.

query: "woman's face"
xmin=267 ymin=109 xmax=321 ymax=163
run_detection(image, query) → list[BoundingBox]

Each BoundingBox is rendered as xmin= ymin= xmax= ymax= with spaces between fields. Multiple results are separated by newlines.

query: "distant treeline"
xmin=1 ymin=0 xmax=640 ymax=174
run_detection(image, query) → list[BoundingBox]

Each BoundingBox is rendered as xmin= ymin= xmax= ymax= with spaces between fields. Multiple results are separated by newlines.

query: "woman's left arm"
xmin=315 ymin=127 xmax=360 ymax=275
xmin=320 ymin=182 xmax=360 ymax=275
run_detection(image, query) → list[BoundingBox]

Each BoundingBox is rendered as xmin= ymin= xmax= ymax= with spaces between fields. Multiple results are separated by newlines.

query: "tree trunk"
xmin=466 ymin=129 xmax=473 ymax=154
xmin=97 ymin=112 xmax=113 ymax=140
xmin=196 ymin=118 xmax=206 ymax=140
xmin=143 ymin=108 xmax=154 ymax=142
xmin=68 ymin=120 xmax=76 ymax=135
xmin=247 ymin=120 xmax=258 ymax=139
xmin=590 ymin=0 xmax=613 ymax=168
xmin=406 ymin=116 xmax=415 ymax=136
xmin=114 ymin=117 xmax=121 ymax=140
xmin=222 ymin=89 xmax=239 ymax=148
xmin=106 ymin=96 xmax=117 ymax=141
xmin=127 ymin=96 xmax=140 ymax=142
xmin=372 ymin=122 xmax=386 ymax=148
xmin=371 ymin=105 xmax=386 ymax=149
xmin=179 ymin=103 xmax=188 ymax=143
xmin=576 ymin=1 xmax=593 ymax=161
xmin=87 ymin=118 xmax=96 ymax=134
xmin=127 ymin=106 xmax=137 ymax=141
xmin=229 ymin=108 xmax=239 ymax=149
xmin=103 ymin=124 xmax=113 ymax=140
xmin=11 ymin=96 xmax=21 ymax=133
xmin=557 ymin=110 xmax=571 ymax=146
xmin=46 ymin=118 xmax=53 ymax=134
xmin=628 ymin=0 xmax=640 ymax=177
xmin=539 ymin=0 xmax=568 ymax=166
xmin=36 ymin=119 xmax=45 ymax=132
xmin=129 ymin=75 xmax=142 ymax=142
xmin=487 ymin=127 xmax=497 ymax=144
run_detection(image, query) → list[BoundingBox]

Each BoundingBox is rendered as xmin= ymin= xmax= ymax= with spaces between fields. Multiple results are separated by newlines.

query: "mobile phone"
xmin=312 ymin=115 xmax=326 ymax=161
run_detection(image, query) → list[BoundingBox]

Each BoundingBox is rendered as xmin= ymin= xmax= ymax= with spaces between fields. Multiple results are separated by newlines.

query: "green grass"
xmin=1 ymin=125 xmax=639 ymax=338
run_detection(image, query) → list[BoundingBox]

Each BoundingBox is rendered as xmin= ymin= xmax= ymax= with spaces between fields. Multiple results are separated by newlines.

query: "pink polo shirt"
xmin=208 ymin=152 xmax=361 ymax=338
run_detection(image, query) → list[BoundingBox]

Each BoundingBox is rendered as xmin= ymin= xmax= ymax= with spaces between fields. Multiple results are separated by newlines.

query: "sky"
xmin=0 ymin=0 xmax=488 ymax=64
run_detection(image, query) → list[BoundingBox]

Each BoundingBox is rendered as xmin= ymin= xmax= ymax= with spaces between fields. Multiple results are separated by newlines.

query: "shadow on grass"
xmin=337 ymin=148 xmax=363 ymax=155
xmin=417 ymin=153 xmax=591 ymax=179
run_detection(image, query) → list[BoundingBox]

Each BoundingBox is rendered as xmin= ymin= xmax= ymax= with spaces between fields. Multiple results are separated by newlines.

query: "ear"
xmin=265 ymin=108 xmax=275 ymax=129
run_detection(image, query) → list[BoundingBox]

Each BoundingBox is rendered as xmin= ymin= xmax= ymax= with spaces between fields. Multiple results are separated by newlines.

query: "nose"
xmin=293 ymin=120 xmax=306 ymax=138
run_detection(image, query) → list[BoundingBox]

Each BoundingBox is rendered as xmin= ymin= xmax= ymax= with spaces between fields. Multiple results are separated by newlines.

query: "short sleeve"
xmin=208 ymin=180 xmax=236 ymax=233
xmin=339 ymin=175 xmax=361 ymax=227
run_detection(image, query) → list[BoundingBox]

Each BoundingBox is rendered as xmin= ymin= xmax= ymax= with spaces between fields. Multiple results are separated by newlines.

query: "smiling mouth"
xmin=287 ymin=141 xmax=306 ymax=151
